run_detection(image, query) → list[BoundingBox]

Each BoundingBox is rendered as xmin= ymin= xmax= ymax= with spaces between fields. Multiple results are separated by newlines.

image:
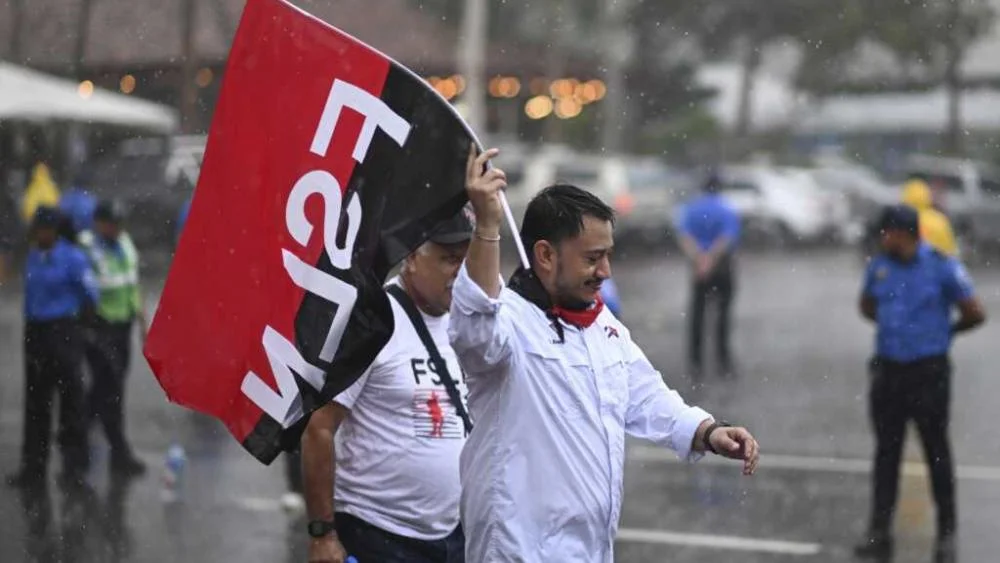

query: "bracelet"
xmin=475 ymin=230 xmax=501 ymax=242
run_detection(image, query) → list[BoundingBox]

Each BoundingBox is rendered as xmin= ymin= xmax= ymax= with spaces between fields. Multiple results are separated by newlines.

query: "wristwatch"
xmin=307 ymin=519 xmax=337 ymax=538
xmin=702 ymin=420 xmax=732 ymax=455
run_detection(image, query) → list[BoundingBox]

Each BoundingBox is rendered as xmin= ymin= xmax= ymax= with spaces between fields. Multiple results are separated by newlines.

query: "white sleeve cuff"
xmin=453 ymin=263 xmax=505 ymax=315
xmin=671 ymin=407 xmax=713 ymax=462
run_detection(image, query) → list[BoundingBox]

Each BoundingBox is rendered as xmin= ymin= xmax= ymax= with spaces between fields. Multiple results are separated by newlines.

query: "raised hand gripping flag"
xmin=145 ymin=0 xmax=476 ymax=463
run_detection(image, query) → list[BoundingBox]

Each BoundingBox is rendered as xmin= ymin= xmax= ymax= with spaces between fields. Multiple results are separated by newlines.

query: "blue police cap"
xmin=878 ymin=204 xmax=919 ymax=235
xmin=31 ymin=205 xmax=63 ymax=229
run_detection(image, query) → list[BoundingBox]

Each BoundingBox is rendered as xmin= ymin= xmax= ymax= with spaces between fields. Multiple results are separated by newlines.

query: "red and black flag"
xmin=144 ymin=0 xmax=476 ymax=463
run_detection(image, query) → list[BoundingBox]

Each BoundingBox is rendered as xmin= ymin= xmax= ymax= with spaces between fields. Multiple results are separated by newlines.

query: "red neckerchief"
xmin=508 ymin=267 xmax=605 ymax=336
xmin=552 ymin=295 xmax=604 ymax=329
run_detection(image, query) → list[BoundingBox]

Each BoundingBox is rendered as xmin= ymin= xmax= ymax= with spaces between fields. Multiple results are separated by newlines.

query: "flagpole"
xmin=500 ymin=192 xmax=529 ymax=268
xmin=459 ymin=0 xmax=530 ymax=269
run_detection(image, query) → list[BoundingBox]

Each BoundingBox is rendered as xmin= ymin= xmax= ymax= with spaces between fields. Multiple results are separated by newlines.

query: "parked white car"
xmin=778 ymin=167 xmax=855 ymax=243
xmin=673 ymin=166 xmax=841 ymax=246
xmin=515 ymin=148 xmax=685 ymax=243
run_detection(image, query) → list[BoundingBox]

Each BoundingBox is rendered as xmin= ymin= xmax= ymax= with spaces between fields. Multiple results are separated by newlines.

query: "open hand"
xmin=709 ymin=426 xmax=759 ymax=476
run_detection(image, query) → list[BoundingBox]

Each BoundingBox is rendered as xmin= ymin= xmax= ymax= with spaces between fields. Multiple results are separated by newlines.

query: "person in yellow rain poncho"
xmin=20 ymin=163 xmax=61 ymax=225
xmin=901 ymin=179 xmax=958 ymax=256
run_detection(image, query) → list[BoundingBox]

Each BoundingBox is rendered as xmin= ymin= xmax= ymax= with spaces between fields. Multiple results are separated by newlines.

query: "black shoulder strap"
xmin=386 ymin=284 xmax=473 ymax=435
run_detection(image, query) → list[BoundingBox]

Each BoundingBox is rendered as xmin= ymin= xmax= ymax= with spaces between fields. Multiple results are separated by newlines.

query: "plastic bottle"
xmin=160 ymin=443 xmax=187 ymax=503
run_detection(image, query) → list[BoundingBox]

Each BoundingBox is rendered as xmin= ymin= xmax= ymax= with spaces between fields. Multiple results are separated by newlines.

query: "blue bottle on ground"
xmin=161 ymin=444 xmax=187 ymax=503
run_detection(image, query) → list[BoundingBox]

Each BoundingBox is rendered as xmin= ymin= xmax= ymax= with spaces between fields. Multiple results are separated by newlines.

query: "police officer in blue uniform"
xmin=855 ymin=205 xmax=985 ymax=562
xmin=6 ymin=206 xmax=99 ymax=491
xmin=678 ymin=172 xmax=741 ymax=379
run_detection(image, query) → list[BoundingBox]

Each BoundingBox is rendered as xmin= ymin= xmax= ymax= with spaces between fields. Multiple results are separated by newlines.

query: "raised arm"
xmin=464 ymin=144 xmax=506 ymax=299
xmin=448 ymin=145 xmax=515 ymax=374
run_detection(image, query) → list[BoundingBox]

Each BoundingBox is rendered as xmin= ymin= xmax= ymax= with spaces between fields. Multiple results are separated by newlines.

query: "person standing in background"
xmin=677 ymin=172 xmax=741 ymax=380
xmin=0 ymin=179 xmax=19 ymax=284
xmin=900 ymin=179 xmax=958 ymax=257
xmin=855 ymin=205 xmax=985 ymax=562
xmin=7 ymin=206 xmax=98 ymax=491
xmin=20 ymin=162 xmax=60 ymax=225
xmin=59 ymin=171 xmax=98 ymax=241
xmin=79 ymin=200 xmax=147 ymax=476
xmin=599 ymin=277 xmax=623 ymax=318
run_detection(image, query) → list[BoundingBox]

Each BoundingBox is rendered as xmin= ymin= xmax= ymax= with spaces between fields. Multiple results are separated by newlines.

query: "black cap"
xmin=428 ymin=206 xmax=474 ymax=245
xmin=94 ymin=199 xmax=125 ymax=224
xmin=878 ymin=204 xmax=919 ymax=235
xmin=31 ymin=206 xmax=62 ymax=229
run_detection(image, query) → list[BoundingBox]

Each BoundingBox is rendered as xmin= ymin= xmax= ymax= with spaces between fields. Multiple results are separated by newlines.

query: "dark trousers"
xmin=688 ymin=268 xmax=735 ymax=369
xmin=868 ymin=355 xmax=956 ymax=537
xmin=21 ymin=319 xmax=90 ymax=483
xmin=84 ymin=319 xmax=135 ymax=459
xmin=336 ymin=512 xmax=465 ymax=563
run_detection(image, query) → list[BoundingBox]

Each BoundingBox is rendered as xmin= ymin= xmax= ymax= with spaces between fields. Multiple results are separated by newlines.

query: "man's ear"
xmin=533 ymin=240 xmax=556 ymax=272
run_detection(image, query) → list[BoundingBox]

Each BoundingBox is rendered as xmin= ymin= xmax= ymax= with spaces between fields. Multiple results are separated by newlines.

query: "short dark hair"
xmin=520 ymin=184 xmax=615 ymax=264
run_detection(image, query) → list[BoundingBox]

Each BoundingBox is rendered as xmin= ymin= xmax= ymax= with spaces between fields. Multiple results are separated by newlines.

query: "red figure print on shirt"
xmin=427 ymin=391 xmax=444 ymax=438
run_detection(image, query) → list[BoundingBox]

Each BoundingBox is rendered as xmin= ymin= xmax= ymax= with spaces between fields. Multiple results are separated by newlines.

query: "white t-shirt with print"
xmin=333 ymin=280 xmax=469 ymax=541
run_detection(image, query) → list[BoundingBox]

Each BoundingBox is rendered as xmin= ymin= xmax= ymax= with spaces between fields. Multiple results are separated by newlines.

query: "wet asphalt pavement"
xmin=1 ymin=246 xmax=999 ymax=563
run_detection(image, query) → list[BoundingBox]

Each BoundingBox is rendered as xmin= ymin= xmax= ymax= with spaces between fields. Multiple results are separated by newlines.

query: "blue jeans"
xmin=335 ymin=512 xmax=465 ymax=563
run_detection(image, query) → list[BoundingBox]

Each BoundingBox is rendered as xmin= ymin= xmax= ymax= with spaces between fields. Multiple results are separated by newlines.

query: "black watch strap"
xmin=702 ymin=420 xmax=731 ymax=455
xmin=307 ymin=519 xmax=337 ymax=538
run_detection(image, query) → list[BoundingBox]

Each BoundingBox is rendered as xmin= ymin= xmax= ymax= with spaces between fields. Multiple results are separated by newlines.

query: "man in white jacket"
xmin=449 ymin=146 xmax=760 ymax=563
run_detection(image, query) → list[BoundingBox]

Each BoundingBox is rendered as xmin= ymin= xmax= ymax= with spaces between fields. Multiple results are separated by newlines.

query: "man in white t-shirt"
xmin=302 ymin=211 xmax=473 ymax=563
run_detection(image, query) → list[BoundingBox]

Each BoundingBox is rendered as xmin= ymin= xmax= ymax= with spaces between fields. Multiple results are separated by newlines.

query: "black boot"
xmin=934 ymin=532 xmax=956 ymax=563
xmin=853 ymin=533 xmax=893 ymax=561
xmin=110 ymin=454 xmax=147 ymax=478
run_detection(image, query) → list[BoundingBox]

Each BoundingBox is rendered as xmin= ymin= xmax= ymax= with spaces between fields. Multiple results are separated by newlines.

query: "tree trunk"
xmin=544 ymin=0 xmax=569 ymax=143
xmin=735 ymin=36 xmax=761 ymax=141
xmin=206 ymin=0 xmax=236 ymax=43
xmin=944 ymin=55 xmax=962 ymax=156
xmin=72 ymin=0 xmax=94 ymax=79
xmin=458 ymin=0 xmax=488 ymax=136
xmin=600 ymin=0 xmax=630 ymax=154
xmin=942 ymin=2 xmax=963 ymax=156
xmin=180 ymin=0 xmax=199 ymax=133
xmin=8 ymin=0 xmax=25 ymax=63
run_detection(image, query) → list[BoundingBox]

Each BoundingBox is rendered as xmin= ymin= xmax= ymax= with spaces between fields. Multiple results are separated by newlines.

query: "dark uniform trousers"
xmin=84 ymin=319 xmax=134 ymax=458
xmin=688 ymin=258 xmax=736 ymax=370
xmin=868 ymin=355 xmax=956 ymax=536
xmin=21 ymin=319 xmax=90 ymax=483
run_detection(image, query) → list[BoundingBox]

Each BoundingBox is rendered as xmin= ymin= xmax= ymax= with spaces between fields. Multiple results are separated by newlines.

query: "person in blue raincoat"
xmin=600 ymin=277 xmax=622 ymax=318
xmin=59 ymin=171 xmax=98 ymax=239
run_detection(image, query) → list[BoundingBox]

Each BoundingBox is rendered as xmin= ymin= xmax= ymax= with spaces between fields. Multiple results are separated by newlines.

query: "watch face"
xmin=308 ymin=520 xmax=333 ymax=537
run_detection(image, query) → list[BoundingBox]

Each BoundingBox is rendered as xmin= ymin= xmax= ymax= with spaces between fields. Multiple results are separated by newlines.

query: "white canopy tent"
xmin=0 ymin=62 xmax=178 ymax=132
